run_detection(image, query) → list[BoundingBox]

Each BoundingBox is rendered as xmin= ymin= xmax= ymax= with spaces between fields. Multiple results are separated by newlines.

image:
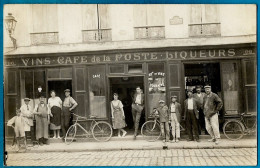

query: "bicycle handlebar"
xmin=71 ymin=113 xmax=88 ymax=120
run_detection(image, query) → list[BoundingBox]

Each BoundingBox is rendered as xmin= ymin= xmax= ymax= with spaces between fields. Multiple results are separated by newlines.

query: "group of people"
xmin=7 ymin=89 xmax=78 ymax=149
xmin=153 ymin=85 xmax=223 ymax=144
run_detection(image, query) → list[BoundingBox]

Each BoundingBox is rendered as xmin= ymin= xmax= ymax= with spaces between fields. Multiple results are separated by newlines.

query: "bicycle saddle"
xmin=89 ymin=115 xmax=97 ymax=119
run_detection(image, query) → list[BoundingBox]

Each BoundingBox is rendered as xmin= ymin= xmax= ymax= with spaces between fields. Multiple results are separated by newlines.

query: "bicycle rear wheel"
xmin=141 ymin=121 xmax=161 ymax=142
xmin=92 ymin=121 xmax=113 ymax=142
xmin=65 ymin=125 xmax=77 ymax=145
xmin=223 ymin=120 xmax=244 ymax=140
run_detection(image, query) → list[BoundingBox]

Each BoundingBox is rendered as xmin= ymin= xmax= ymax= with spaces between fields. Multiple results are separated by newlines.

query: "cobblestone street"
xmin=6 ymin=148 xmax=257 ymax=166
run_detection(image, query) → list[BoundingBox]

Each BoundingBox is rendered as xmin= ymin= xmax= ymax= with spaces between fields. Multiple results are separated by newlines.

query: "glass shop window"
xmin=128 ymin=64 xmax=143 ymax=73
xmin=148 ymin=63 xmax=166 ymax=114
xmin=110 ymin=65 xmax=124 ymax=74
xmin=89 ymin=66 xmax=107 ymax=118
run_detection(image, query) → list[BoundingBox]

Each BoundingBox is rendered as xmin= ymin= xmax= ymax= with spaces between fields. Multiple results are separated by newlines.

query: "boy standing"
xmin=155 ymin=100 xmax=170 ymax=142
xmin=7 ymin=109 xmax=27 ymax=151
xmin=33 ymin=96 xmax=50 ymax=145
xmin=169 ymin=96 xmax=182 ymax=143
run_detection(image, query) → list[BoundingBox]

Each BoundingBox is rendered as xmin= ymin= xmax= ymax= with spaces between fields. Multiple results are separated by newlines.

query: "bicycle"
xmin=65 ymin=113 xmax=113 ymax=144
xmin=141 ymin=114 xmax=161 ymax=142
xmin=223 ymin=113 xmax=257 ymax=140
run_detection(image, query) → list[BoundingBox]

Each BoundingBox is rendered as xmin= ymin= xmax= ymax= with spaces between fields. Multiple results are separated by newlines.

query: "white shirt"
xmin=171 ymin=103 xmax=176 ymax=112
xmin=197 ymin=93 xmax=201 ymax=97
xmin=135 ymin=94 xmax=142 ymax=104
xmin=188 ymin=98 xmax=193 ymax=110
xmin=48 ymin=97 xmax=62 ymax=109
xmin=20 ymin=104 xmax=33 ymax=117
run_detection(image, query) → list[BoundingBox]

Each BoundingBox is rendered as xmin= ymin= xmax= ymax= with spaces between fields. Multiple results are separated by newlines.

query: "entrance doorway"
xmin=48 ymin=80 xmax=72 ymax=101
xmin=109 ymin=76 xmax=145 ymax=134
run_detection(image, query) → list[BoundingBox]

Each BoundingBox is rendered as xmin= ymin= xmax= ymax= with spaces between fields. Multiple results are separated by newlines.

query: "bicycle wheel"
xmin=92 ymin=121 xmax=113 ymax=142
xmin=65 ymin=125 xmax=77 ymax=145
xmin=141 ymin=121 xmax=161 ymax=142
xmin=223 ymin=120 xmax=244 ymax=140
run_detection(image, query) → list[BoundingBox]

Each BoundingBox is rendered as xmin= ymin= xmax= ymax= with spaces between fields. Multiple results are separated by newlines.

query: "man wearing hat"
xmin=193 ymin=85 xmax=207 ymax=135
xmin=154 ymin=99 xmax=170 ymax=142
xmin=20 ymin=98 xmax=35 ymax=142
xmin=203 ymin=85 xmax=223 ymax=144
xmin=169 ymin=95 xmax=182 ymax=143
xmin=184 ymin=90 xmax=200 ymax=142
xmin=61 ymin=89 xmax=78 ymax=138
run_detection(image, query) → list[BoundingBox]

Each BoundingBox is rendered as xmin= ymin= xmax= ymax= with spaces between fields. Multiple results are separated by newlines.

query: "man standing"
xmin=62 ymin=89 xmax=78 ymax=139
xmin=132 ymin=86 xmax=144 ymax=139
xmin=156 ymin=100 xmax=170 ymax=142
xmin=184 ymin=90 xmax=200 ymax=142
xmin=203 ymin=85 xmax=223 ymax=144
xmin=193 ymin=85 xmax=206 ymax=135
xmin=169 ymin=95 xmax=182 ymax=143
xmin=33 ymin=96 xmax=50 ymax=145
xmin=20 ymin=98 xmax=35 ymax=142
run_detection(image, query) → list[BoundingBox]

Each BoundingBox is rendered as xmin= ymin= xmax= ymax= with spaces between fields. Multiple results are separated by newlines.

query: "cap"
xmin=171 ymin=95 xmax=177 ymax=99
xmin=64 ymin=89 xmax=71 ymax=92
xmin=24 ymin=98 xmax=30 ymax=101
xmin=158 ymin=100 xmax=165 ymax=103
xmin=204 ymin=85 xmax=211 ymax=89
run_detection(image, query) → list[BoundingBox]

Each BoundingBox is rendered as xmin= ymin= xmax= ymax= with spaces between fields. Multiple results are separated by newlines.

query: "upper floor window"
xmin=189 ymin=5 xmax=221 ymax=37
xmin=82 ymin=4 xmax=111 ymax=42
xmin=31 ymin=4 xmax=59 ymax=45
xmin=133 ymin=5 xmax=165 ymax=39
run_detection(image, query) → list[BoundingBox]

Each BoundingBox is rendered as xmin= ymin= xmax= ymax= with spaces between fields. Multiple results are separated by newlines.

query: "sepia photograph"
xmin=3 ymin=4 xmax=257 ymax=166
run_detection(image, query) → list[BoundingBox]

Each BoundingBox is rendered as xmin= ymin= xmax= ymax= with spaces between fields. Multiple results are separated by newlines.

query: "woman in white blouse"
xmin=48 ymin=90 xmax=62 ymax=139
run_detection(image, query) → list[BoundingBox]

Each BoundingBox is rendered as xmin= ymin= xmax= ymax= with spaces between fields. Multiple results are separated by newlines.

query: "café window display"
xmin=148 ymin=63 xmax=166 ymax=114
xmin=89 ymin=66 xmax=107 ymax=118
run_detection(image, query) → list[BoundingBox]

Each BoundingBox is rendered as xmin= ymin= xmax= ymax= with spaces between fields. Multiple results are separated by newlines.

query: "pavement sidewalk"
xmin=5 ymin=136 xmax=257 ymax=153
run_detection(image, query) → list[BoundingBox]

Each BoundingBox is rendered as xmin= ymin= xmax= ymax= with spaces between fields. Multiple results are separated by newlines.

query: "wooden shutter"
xmin=190 ymin=5 xmax=202 ymax=24
xmin=73 ymin=66 xmax=88 ymax=117
xmin=204 ymin=5 xmax=219 ymax=23
xmin=82 ymin=4 xmax=98 ymax=30
xmin=99 ymin=4 xmax=110 ymax=29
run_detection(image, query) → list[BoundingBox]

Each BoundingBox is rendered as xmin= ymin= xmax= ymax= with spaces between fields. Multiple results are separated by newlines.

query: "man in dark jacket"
xmin=184 ymin=90 xmax=200 ymax=142
xmin=203 ymin=85 xmax=223 ymax=144
xmin=169 ymin=95 xmax=182 ymax=143
xmin=132 ymin=86 xmax=145 ymax=139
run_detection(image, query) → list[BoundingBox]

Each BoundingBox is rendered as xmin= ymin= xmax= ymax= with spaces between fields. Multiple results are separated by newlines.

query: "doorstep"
xmin=5 ymin=135 xmax=257 ymax=153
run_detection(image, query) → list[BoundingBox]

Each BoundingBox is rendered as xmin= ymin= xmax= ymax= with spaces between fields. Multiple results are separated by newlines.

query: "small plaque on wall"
xmin=169 ymin=16 xmax=183 ymax=25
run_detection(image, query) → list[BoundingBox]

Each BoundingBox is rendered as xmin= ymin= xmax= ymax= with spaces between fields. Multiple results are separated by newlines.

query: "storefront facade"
xmin=4 ymin=43 xmax=257 ymax=136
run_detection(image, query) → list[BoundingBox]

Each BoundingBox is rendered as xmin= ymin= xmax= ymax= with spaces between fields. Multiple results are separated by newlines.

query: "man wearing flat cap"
xmin=203 ymin=85 xmax=223 ymax=145
xmin=154 ymin=99 xmax=170 ymax=142
xmin=184 ymin=89 xmax=200 ymax=142
xmin=169 ymin=95 xmax=182 ymax=143
xmin=61 ymin=89 xmax=78 ymax=138
xmin=193 ymin=85 xmax=207 ymax=135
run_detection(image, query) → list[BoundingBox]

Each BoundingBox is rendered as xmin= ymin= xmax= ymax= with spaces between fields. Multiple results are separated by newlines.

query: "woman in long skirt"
xmin=48 ymin=90 xmax=62 ymax=139
xmin=111 ymin=93 xmax=127 ymax=137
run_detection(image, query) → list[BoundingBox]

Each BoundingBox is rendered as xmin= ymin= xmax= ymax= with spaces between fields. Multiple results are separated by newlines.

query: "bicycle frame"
xmin=240 ymin=114 xmax=257 ymax=134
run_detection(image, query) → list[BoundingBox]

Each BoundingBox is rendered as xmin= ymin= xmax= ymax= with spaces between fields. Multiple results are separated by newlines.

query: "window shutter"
xmin=147 ymin=5 xmax=164 ymax=26
xmin=190 ymin=5 xmax=202 ymax=24
xmin=204 ymin=5 xmax=219 ymax=23
xmin=99 ymin=5 xmax=110 ymax=29
xmin=45 ymin=5 xmax=58 ymax=32
xmin=32 ymin=4 xmax=45 ymax=32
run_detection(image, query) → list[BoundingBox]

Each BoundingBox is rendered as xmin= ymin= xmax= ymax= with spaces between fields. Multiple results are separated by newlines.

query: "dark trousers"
xmin=25 ymin=126 xmax=36 ymax=142
xmin=61 ymin=107 xmax=71 ymax=137
xmin=198 ymin=108 xmax=206 ymax=135
xmin=132 ymin=104 xmax=143 ymax=135
xmin=186 ymin=110 xmax=199 ymax=140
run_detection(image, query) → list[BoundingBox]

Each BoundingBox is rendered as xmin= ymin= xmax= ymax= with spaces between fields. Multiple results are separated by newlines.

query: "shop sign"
xmin=4 ymin=47 xmax=256 ymax=67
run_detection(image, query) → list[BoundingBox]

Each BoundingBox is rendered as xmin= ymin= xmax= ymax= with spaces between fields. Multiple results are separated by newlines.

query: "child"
xmin=7 ymin=109 xmax=28 ymax=151
xmin=169 ymin=96 xmax=182 ymax=143
xmin=154 ymin=100 xmax=170 ymax=142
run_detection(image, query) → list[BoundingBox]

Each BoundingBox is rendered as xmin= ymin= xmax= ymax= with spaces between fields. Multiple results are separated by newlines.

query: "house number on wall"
xmin=93 ymin=74 xmax=101 ymax=78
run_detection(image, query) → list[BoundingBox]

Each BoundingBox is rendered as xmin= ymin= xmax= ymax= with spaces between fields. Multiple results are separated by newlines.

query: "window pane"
xmin=169 ymin=64 xmax=179 ymax=87
xmin=24 ymin=71 xmax=34 ymax=99
xmin=110 ymin=65 xmax=124 ymax=73
xmin=7 ymin=71 xmax=17 ymax=94
xmin=47 ymin=69 xmax=60 ymax=78
xmin=34 ymin=71 xmax=46 ymax=98
xmin=222 ymin=62 xmax=239 ymax=114
xmin=89 ymin=66 xmax=106 ymax=118
xmin=60 ymin=68 xmax=72 ymax=78
xmin=128 ymin=64 xmax=143 ymax=73
xmin=75 ymin=68 xmax=85 ymax=91
xmin=148 ymin=63 xmax=166 ymax=114
xmin=247 ymin=87 xmax=256 ymax=113
xmin=245 ymin=61 xmax=256 ymax=85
